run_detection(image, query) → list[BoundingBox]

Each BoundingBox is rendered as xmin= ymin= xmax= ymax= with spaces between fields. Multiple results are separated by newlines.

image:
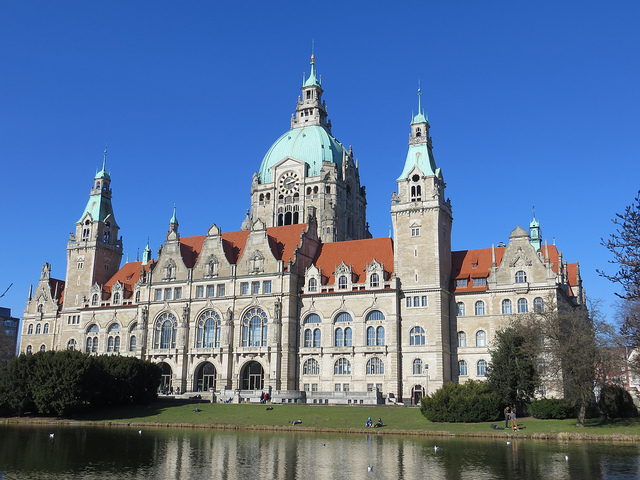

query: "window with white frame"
xmin=477 ymin=359 xmax=487 ymax=376
xmin=308 ymin=278 xmax=317 ymax=292
xmin=458 ymin=331 xmax=467 ymax=347
xmin=197 ymin=310 xmax=221 ymax=348
xmin=476 ymin=330 xmax=487 ymax=347
xmin=502 ymin=299 xmax=512 ymax=314
xmin=534 ymin=297 xmax=544 ymax=312
xmin=457 ymin=302 xmax=465 ymax=316
xmin=517 ymin=298 xmax=528 ymax=313
xmin=410 ymin=326 xmax=425 ymax=345
xmin=338 ymin=275 xmax=348 ymax=290
xmin=241 ymin=307 xmax=268 ymax=347
xmin=413 ymin=358 xmax=422 ymax=375
xmin=455 ymin=279 xmax=467 ymax=288
xmin=475 ymin=301 xmax=485 ymax=315
xmin=366 ymin=357 xmax=384 ymax=375
xmin=515 ymin=270 xmax=527 ymax=283
xmin=334 ymin=358 xmax=351 ymax=375
xmin=369 ymin=273 xmax=380 ymax=288
xmin=240 ymin=282 xmax=249 ymax=295
xmin=303 ymin=358 xmax=319 ymax=375
xmin=459 ymin=360 xmax=468 ymax=376
xmin=473 ymin=277 xmax=487 ymax=286
xmin=262 ymin=281 xmax=271 ymax=294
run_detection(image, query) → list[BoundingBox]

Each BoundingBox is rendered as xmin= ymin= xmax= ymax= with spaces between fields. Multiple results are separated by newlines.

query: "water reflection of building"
xmin=20 ymin=55 xmax=584 ymax=404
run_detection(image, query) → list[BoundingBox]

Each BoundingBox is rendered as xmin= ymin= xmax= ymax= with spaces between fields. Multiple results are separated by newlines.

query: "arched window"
xmin=410 ymin=326 xmax=425 ymax=345
xmin=477 ymin=359 xmax=487 ymax=376
xmin=313 ymin=328 xmax=321 ymax=347
xmin=304 ymin=329 xmax=312 ymax=348
xmin=91 ymin=294 xmax=98 ymax=306
xmin=113 ymin=292 xmax=120 ymax=305
xmin=334 ymin=358 xmax=351 ymax=375
xmin=457 ymin=331 xmax=467 ymax=347
xmin=107 ymin=336 xmax=114 ymax=352
xmin=515 ymin=271 xmax=527 ymax=283
xmin=376 ymin=326 xmax=385 ymax=346
xmin=107 ymin=324 xmax=121 ymax=353
xmin=335 ymin=312 xmax=352 ymax=323
xmin=475 ymin=301 xmax=485 ymax=316
xmin=129 ymin=335 xmax=136 ymax=351
xmin=197 ymin=310 xmax=221 ymax=348
xmin=413 ymin=358 xmax=423 ymax=375
xmin=517 ymin=298 xmax=528 ymax=313
xmin=369 ymin=273 xmax=379 ymax=288
xmin=334 ymin=328 xmax=344 ymax=347
xmin=154 ymin=312 xmax=177 ymax=349
xmin=476 ymin=330 xmax=487 ymax=347
xmin=305 ymin=313 xmax=321 ymax=324
xmin=459 ymin=360 xmax=468 ymax=376
xmin=457 ymin=302 xmax=465 ymax=316
xmin=135 ymin=291 xmax=141 ymax=303
xmin=308 ymin=278 xmax=317 ymax=292
xmin=338 ymin=275 xmax=348 ymax=289
xmin=92 ymin=337 xmax=98 ymax=353
xmin=303 ymin=358 xmax=320 ymax=375
xmin=366 ymin=357 xmax=384 ymax=375
xmin=241 ymin=307 xmax=268 ymax=347
xmin=502 ymin=299 xmax=512 ymax=314
xmin=344 ymin=327 xmax=352 ymax=347
xmin=27 ymin=324 xmax=33 ymax=334
xmin=366 ymin=310 xmax=385 ymax=321
xmin=26 ymin=345 xmax=33 ymax=355
xmin=534 ymin=297 xmax=545 ymax=312
xmin=367 ymin=326 xmax=376 ymax=346
xmin=35 ymin=324 xmax=41 ymax=334
xmin=40 ymin=344 xmax=46 ymax=352
xmin=67 ymin=339 xmax=77 ymax=351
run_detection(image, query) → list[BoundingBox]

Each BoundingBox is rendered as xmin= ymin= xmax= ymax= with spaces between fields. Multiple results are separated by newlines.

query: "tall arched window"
xmin=86 ymin=324 xmax=99 ymax=353
xmin=43 ymin=323 xmax=49 ymax=334
xmin=27 ymin=324 xmax=33 ymax=334
xmin=376 ymin=326 xmax=385 ymax=346
xmin=457 ymin=302 xmax=465 ymax=316
xmin=477 ymin=359 xmax=487 ymax=376
xmin=410 ymin=326 xmax=425 ymax=345
xmin=476 ymin=330 xmax=487 ymax=347
xmin=344 ymin=327 xmax=352 ymax=347
xmin=67 ymin=339 xmax=77 ymax=351
xmin=304 ymin=329 xmax=312 ymax=348
xmin=366 ymin=357 xmax=384 ymax=375
xmin=197 ymin=310 xmax=221 ymax=348
xmin=334 ymin=328 xmax=344 ymax=347
xmin=334 ymin=358 xmax=351 ymax=375
xmin=502 ymin=299 xmax=512 ymax=314
xmin=154 ymin=312 xmax=177 ymax=349
xmin=241 ymin=307 xmax=268 ymax=347
xmin=517 ymin=298 xmax=528 ymax=313
xmin=26 ymin=345 xmax=32 ymax=355
xmin=475 ymin=301 xmax=485 ymax=315
xmin=367 ymin=326 xmax=376 ymax=345
xmin=534 ymin=297 xmax=545 ymax=312
xmin=457 ymin=331 xmax=467 ymax=347
xmin=313 ymin=328 xmax=321 ymax=347
xmin=129 ymin=335 xmax=136 ymax=351
xmin=303 ymin=358 xmax=320 ymax=375
xmin=459 ymin=360 xmax=468 ymax=376
xmin=35 ymin=324 xmax=41 ymax=334
xmin=413 ymin=358 xmax=423 ymax=375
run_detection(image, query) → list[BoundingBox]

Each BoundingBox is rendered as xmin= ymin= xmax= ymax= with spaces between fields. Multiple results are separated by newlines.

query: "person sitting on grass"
xmin=289 ymin=419 xmax=302 ymax=425
xmin=365 ymin=417 xmax=373 ymax=427
xmin=375 ymin=418 xmax=383 ymax=428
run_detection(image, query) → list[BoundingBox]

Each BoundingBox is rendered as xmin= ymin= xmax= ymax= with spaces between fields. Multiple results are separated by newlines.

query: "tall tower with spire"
xmin=251 ymin=54 xmax=368 ymax=242
xmin=391 ymin=88 xmax=453 ymax=389
xmin=63 ymin=148 xmax=123 ymax=309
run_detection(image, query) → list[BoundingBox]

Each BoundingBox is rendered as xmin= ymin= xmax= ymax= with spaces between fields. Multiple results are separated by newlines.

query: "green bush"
xmin=527 ymin=398 xmax=576 ymax=419
xmin=598 ymin=385 xmax=638 ymax=419
xmin=0 ymin=351 xmax=161 ymax=417
xmin=420 ymin=380 xmax=502 ymax=423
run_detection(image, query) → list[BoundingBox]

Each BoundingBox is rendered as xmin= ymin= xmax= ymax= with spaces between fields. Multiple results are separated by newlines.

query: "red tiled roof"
xmin=451 ymin=247 xmax=505 ymax=292
xmin=104 ymin=260 xmax=156 ymax=297
xmin=313 ymin=237 xmax=394 ymax=284
xmin=180 ymin=236 xmax=205 ymax=268
xmin=49 ymin=278 xmax=65 ymax=306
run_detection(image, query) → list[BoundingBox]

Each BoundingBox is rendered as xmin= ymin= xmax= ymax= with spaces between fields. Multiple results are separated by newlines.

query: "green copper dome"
xmin=258 ymin=125 xmax=347 ymax=184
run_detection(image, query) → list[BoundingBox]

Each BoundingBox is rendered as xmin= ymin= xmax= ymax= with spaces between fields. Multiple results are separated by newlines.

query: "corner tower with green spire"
xmin=63 ymin=148 xmax=123 ymax=310
xmin=250 ymin=54 xmax=368 ymax=242
xmin=391 ymin=87 xmax=453 ymax=391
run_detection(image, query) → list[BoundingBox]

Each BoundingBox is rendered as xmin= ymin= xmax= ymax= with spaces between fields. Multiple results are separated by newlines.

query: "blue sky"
xmin=1 ymin=1 xmax=639 ymax=326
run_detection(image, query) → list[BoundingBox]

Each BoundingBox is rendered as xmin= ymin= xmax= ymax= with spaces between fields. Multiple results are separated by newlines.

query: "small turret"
xmin=530 ymin=207 xmax=542 ymax=251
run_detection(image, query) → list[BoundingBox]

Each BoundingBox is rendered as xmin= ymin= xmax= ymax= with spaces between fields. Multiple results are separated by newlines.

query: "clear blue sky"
xmin=1 ymin=1 xmax=639 ymax=326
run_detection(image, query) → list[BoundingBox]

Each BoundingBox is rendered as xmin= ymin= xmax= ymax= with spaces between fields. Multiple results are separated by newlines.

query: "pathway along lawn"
xmin=6 ymin=400 xmax=640 ymax=441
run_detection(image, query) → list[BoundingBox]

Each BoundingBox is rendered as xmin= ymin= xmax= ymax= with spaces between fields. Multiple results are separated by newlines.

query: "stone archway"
xmin=241 ymin=361 xmax=264 ymax=390
xmin=159 ymin=362 xmax=173 ymax=392
xmin=195 ymin=362 xmax=217 ymax=392
xmin=411 ymin=384 xmax=425 ymax=406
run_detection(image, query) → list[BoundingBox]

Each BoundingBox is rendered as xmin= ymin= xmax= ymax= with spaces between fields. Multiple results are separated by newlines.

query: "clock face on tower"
xmin=278 ymin=171 xmax=300 ymax=194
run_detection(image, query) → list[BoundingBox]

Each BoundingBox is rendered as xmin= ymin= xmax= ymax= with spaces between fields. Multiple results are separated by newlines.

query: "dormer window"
xmin=113 ymin=292 xmax=120 ymax=305
xmin=515 ymin=271 xmax=527 ymax=283
xmin=91 ymin=294 xmax=98 ymax=306
xmin=370 ymin=273 xmax=379 ymax=288
xmin=308 ymin=278 xmax=317 ymax=292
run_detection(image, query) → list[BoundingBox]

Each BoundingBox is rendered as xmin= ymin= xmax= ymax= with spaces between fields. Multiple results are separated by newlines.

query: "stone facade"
xmin=20 ymin=57 xmax=584 ymax=404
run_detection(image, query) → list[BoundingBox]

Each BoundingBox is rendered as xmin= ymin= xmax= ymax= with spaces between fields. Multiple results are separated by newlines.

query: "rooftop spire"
xmin=170 ymin=204 xmax=178 ymax=226
xmin=411 ymin=81 xmax=428 ymax=125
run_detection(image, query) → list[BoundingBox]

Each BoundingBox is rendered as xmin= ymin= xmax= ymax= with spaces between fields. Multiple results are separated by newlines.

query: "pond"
xmin=0 ymin=424 xmax=639 ymax=479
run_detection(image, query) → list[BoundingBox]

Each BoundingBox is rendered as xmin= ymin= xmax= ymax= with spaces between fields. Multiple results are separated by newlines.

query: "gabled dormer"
xmin=304 ymin=264 xmax=322 ymax=294
xmin=365 ymin=259 xmax=385 ymax=290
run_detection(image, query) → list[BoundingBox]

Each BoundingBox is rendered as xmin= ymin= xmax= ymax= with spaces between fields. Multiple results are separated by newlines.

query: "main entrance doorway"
xmin=411 ymin=384 xmax=425 ymax=405
xmin=241 ymin=361 xmax=264 ymax=390
xmin=159 ymin=362 xmax=172 ymax=392
xmin=195 ymin=362 xmax=217 ymax=392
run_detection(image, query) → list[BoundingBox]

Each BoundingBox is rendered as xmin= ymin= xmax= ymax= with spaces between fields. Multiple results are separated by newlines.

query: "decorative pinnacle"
xmin=102 ymin=145 xmax=107 ymax=172
xmin=170 ymin=204 xmax=178 ymax=225
xmin=417 ymin=80 xmax=422 ymax=116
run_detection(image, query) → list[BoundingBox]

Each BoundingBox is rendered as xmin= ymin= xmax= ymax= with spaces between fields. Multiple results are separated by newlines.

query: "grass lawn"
xmin=51 ymin=399 xmax=640 ymax=441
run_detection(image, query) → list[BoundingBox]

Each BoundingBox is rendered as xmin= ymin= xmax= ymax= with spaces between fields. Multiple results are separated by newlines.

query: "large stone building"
xmin=20 ymin=56 xmax=584 ymax=404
